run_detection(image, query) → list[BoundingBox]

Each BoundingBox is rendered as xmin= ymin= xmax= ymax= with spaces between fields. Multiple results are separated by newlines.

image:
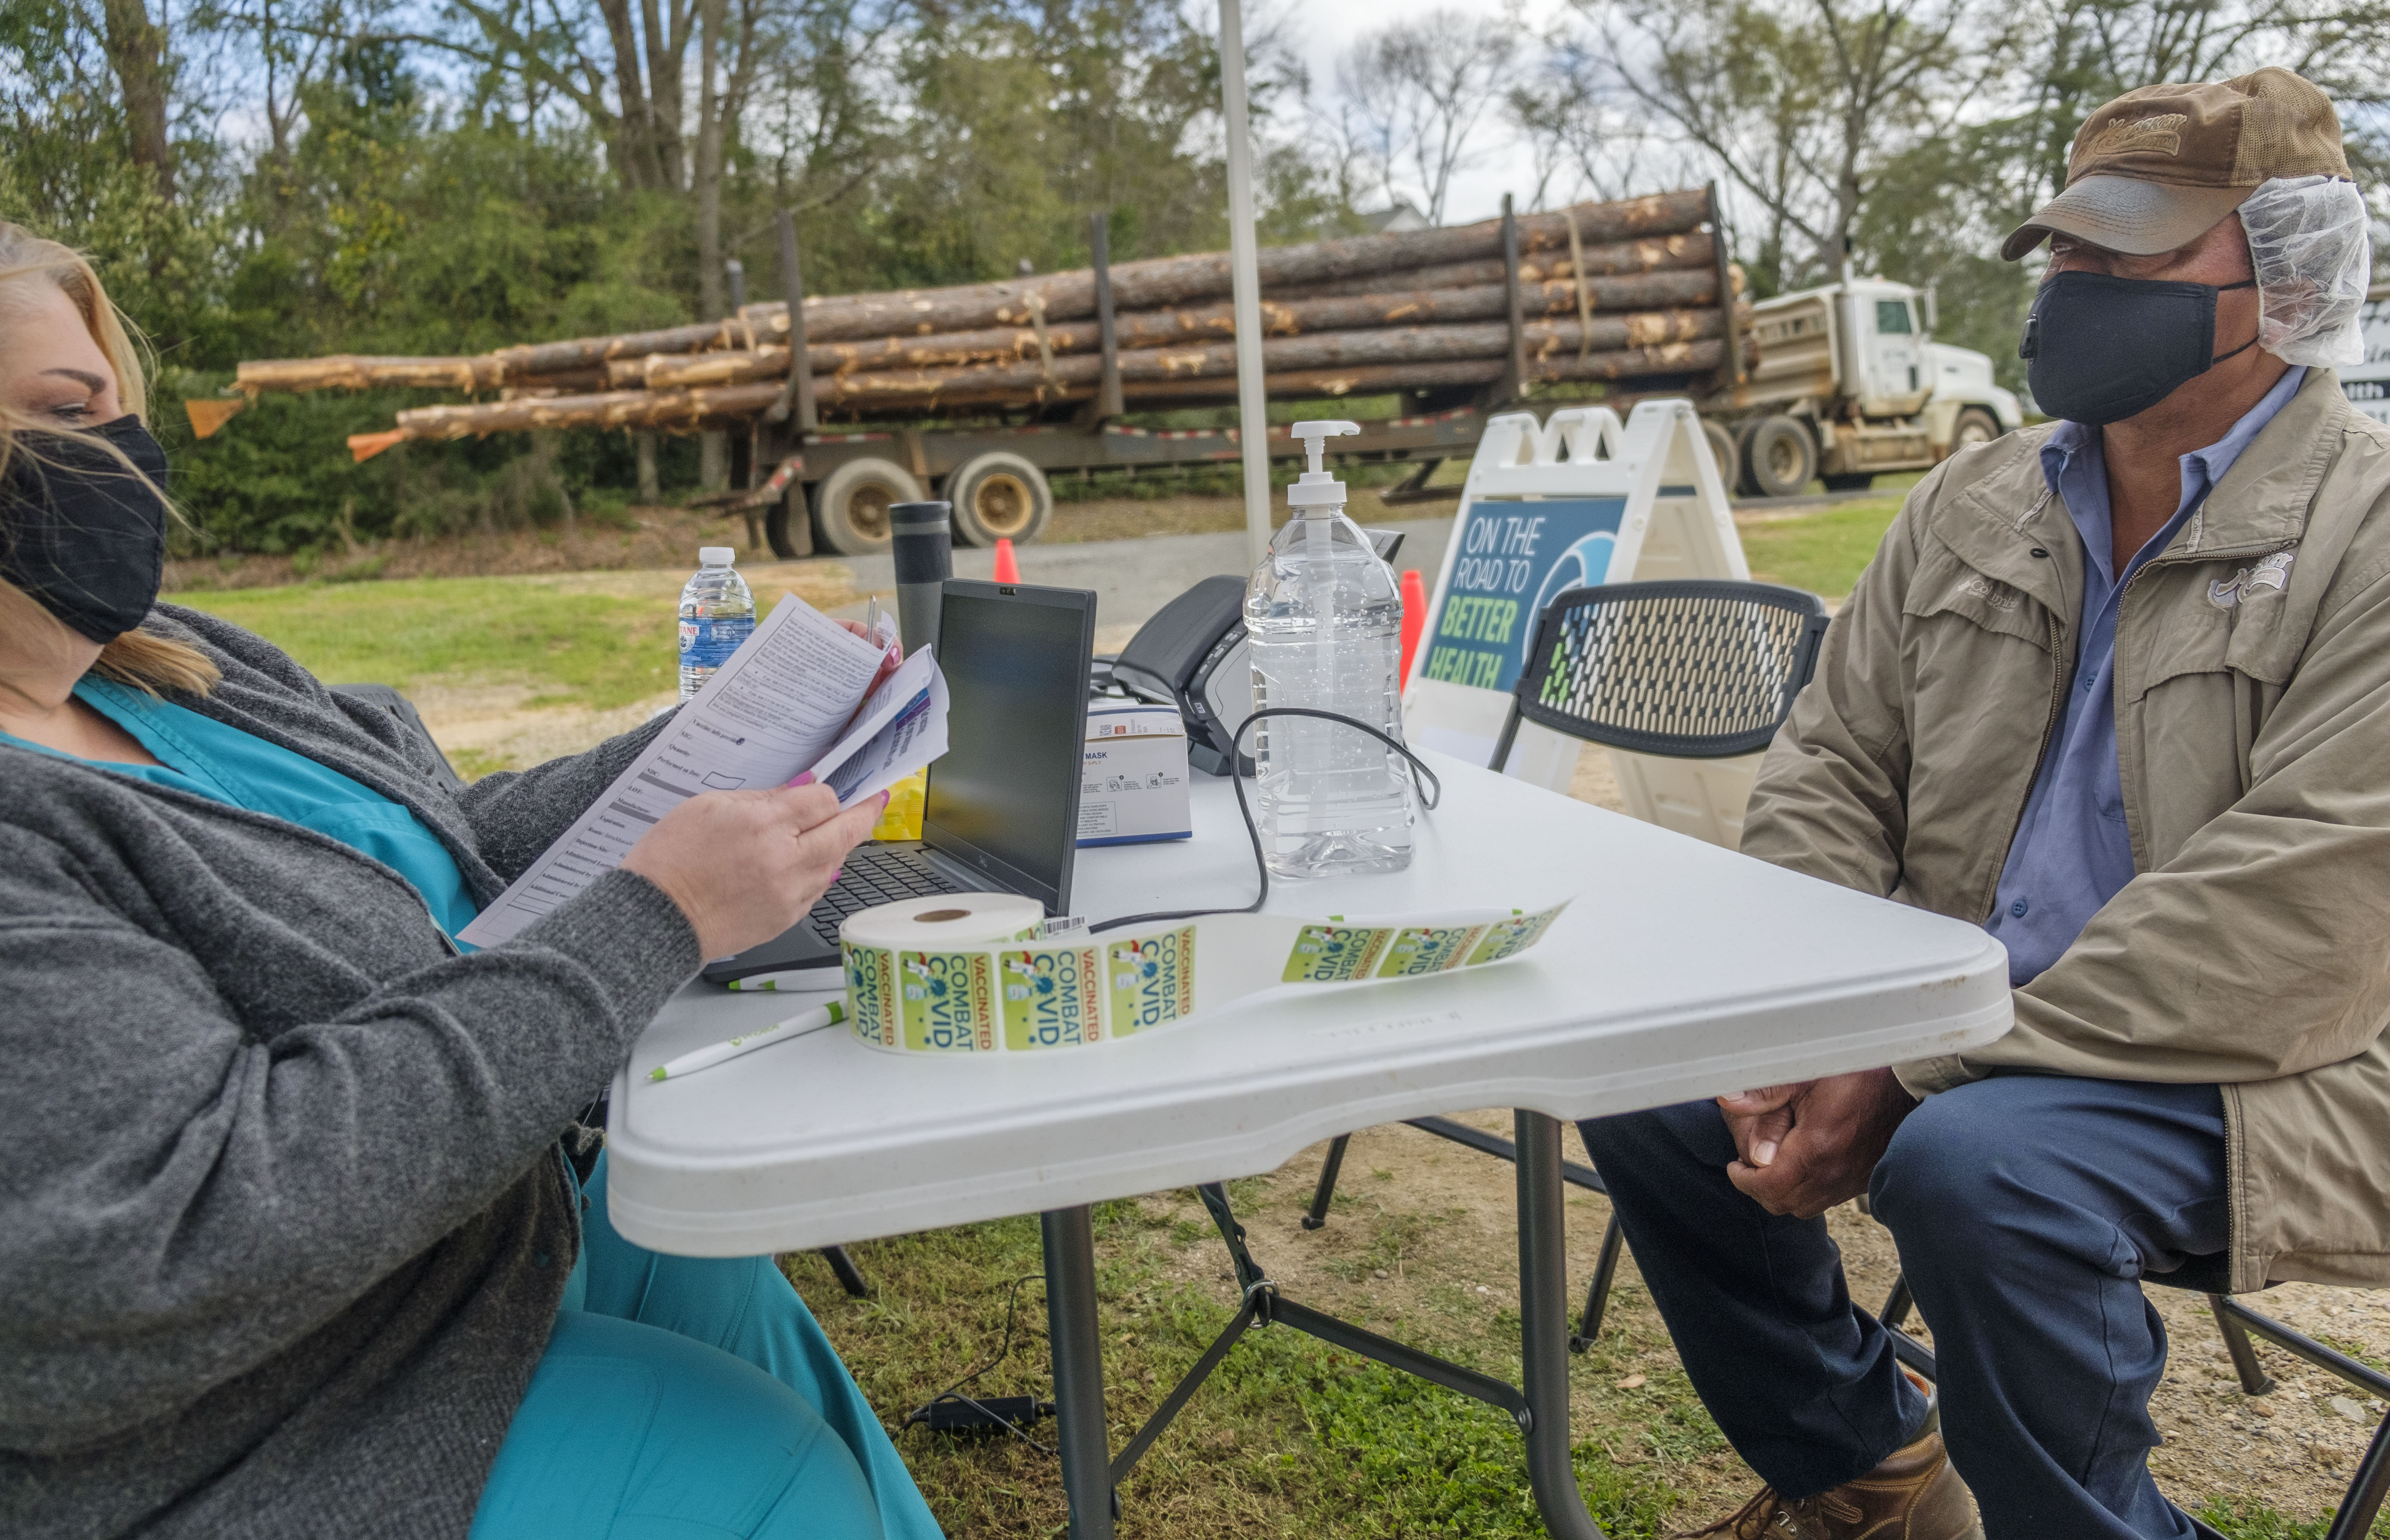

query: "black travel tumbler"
xmin=889 ymin=501 xmax=952 ymax=656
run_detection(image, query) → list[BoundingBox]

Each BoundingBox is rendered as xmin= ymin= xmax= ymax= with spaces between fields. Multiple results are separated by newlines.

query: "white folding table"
xmin=606 ymin=752 xmax=2010 ymax=1538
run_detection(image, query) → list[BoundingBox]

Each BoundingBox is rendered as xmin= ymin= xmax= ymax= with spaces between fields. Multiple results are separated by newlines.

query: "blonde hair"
xmin=0 ymin=223 xmax=218 ymax=697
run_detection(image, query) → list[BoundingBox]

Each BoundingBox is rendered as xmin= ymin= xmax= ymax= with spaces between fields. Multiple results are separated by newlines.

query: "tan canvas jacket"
xmin=1742 ymin=368 xmax=2390 ymax=1292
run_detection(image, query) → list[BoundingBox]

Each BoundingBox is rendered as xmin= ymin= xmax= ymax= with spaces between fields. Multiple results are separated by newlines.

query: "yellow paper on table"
xmin=872 ymin=768 xmax=927 ymax=841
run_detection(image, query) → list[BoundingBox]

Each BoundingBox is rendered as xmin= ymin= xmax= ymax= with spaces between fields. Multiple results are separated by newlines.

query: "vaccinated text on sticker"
xmin=1284 ymin=923 xmax=1393 ymax=983
xmin=1001 ymin=944 xmax=1104 ymax=1050
xmin=844 ymin=943 xmax=899 ymax=1048
xmin=1108 ymin=927 xmax=1197 ymax=1032
xmin=899 ymin=949 xmax=997 ymax=1052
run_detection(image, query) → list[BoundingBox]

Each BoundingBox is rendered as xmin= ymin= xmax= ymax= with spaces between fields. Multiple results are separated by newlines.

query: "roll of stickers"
xmin=842 ymin=894 xmax=1571 ymax=1056
xmin=841 ymin=891 xmax=1048 ymax=950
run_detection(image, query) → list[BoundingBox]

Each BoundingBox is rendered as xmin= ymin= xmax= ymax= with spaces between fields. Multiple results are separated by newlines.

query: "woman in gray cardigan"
xmin=0 ymin=229 xmax=944 ymax=1539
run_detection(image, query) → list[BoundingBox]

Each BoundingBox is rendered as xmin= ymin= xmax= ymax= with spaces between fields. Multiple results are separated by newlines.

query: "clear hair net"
xmin=2238 ymin=175 xmax=2371 ymax=368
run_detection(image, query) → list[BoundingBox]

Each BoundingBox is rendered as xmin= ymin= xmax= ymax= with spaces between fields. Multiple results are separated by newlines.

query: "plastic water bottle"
xmin=678 ymin=546 xmax=755 ymax=699
xmin=1244 ymin=421 xmax=1413 ymax=878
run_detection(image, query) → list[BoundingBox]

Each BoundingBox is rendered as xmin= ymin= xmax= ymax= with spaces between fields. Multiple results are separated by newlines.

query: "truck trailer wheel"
xmin=813 ymin=458 xmax=923 ymax=555
xmin=1744 ymin=416 xmax=1817 ymax=499
xmin=764 ymin=483 xmax=810 ymax=560
xmin=1700 ymin=419 xmax=1741 ymax=495
xmin=1952 ymin=406 xmax=2002 ymax=452
xmin=946 ymin=452 xmax=1052 ymax=547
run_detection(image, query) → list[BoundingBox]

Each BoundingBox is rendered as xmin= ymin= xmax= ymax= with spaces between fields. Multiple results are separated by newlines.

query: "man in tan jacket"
xmin=1578 ymin=68 xmax=2390 ymax=1540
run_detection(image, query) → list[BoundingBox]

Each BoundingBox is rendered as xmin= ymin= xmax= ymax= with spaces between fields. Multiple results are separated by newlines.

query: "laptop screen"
xmin=921 ymin=581 xmax=1095 ymax=913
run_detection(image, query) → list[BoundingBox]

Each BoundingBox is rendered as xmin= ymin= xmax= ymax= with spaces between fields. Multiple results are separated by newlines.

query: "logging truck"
xmin=1698 ymin=277 xmax=2024 ymax=498
xmin=763 ymin=274 xmax=2025 ymax=556
xmin=231 ymin=189 xmax=1753 ymax=556
xmin=225 ymin=188 xmax=2021 ymax=554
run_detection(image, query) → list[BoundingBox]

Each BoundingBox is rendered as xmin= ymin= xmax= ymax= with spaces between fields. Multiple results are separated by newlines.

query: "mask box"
xmin=1078 ymin=706 xmax=1192 ymax=847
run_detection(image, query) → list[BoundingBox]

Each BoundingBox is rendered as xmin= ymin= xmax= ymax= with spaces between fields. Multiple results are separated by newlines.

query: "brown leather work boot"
xmin=1672 ymin=1429 xmax=1982 ymax=1539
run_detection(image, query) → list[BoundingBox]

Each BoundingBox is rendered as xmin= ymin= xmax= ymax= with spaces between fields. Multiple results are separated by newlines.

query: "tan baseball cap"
xmin=2001 ymin=67 xmax=2350 ymax=261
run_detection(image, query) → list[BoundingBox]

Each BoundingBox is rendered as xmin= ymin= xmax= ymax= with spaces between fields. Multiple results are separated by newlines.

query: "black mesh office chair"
xmin=331 ymin=687 xmax=878 ymax=1299
xmin=1300 ymin=580 xmax=1831 ymax=1349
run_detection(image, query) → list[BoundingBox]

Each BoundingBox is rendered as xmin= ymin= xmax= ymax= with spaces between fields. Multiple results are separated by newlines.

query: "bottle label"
xmin=679 ymin=615 xmax=754 ymax=670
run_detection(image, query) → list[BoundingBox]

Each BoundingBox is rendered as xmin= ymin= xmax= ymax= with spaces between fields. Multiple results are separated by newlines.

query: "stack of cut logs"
xmin=235 ymin=188 xmax=1748 ymax=452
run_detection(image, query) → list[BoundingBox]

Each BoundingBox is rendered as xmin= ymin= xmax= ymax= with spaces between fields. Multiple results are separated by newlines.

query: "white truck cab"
xmin=1704 ymin=277 xmax=2024 ymax=497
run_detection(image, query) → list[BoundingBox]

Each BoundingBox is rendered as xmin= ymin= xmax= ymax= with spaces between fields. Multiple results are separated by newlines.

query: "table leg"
xmin=1516 ymin=1110 xmax=1608 ymax=1540
xmin=1041 ymin=1207 xmax=1115 ymax=1540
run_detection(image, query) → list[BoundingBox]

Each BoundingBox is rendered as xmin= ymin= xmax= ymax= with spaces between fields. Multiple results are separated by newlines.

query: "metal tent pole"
xmin=1217 ymin=0 xmax=1273 ymax=570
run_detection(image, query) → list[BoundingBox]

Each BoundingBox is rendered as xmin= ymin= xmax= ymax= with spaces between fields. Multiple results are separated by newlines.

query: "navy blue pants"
xmin=1578 ymin=1076 xmax=2228 ymax=1540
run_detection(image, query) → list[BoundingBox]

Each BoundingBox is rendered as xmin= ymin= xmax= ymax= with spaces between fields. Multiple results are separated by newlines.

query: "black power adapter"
xmin=907 ymin=1393 xmax=1056 ymax=1436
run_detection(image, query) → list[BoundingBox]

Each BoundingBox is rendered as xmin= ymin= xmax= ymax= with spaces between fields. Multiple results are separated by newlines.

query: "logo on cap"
xmin=2077 ymin=112 xmax=2187 ymax=163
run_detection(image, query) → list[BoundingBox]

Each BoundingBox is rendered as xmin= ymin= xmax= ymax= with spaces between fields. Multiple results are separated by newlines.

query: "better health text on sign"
xmin=1418 ymin=497 xmax=1628 ymax=693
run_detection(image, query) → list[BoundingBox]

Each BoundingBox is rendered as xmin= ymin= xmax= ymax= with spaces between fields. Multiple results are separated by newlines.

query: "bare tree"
xmin=196 ymin=0 xmax=355 ymax=217
xmin=1563 ymin=0 xmax=2390 ymax=289
xmin=2005 ymin=0 xmax=2390 ymax=205
xmin=1334 ymin=6 xmax=1525 ymax=224
xmin=99 ymin=0 xmax=177 ymax=198
xmin=635 ymin=0 xmax=698 ymax=189
xmin=1569 ymin=0 xmax=1999 ymax=284
xmin=1505 ymin=30 xmax=1672 ymax=209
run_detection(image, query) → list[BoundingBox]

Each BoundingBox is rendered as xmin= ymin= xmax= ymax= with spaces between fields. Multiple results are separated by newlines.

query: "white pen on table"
xmin=723 ymin=971 xmax=841 ymax=992
xmin=646 ymin=1000 xmax=847 ymax=1081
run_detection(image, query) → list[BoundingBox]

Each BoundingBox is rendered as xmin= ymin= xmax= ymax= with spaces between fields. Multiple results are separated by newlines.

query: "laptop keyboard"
xmin=808 ymin=845 xmax=964 ymax=945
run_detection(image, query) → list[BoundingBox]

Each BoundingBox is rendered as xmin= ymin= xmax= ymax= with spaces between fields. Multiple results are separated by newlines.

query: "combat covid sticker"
xmin=1107 ymin=926 xmax=1197 ymax=1034
xmin=1283 ymin=922 xmax=1392 ymax=983
xmin=898 ymin=949 xmax=998 ymax=1052
xmin=1000 ymin=944 xmax=1104 ymax=1050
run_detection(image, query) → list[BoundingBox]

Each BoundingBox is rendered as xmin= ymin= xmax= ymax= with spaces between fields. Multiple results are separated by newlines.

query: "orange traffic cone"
xmin=1398 ymin=568 xmax=1428 ymax=687
xmin=993 ymin=537 xmax=1022 ymax=584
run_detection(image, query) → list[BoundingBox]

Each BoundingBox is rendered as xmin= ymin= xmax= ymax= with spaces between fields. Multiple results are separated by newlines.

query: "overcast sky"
xmin=1259 ymin=0 xmax=1586 ymax=226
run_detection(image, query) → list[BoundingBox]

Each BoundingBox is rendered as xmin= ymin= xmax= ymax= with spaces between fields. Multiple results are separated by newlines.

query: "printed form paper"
xmin=458 ymin=594 xmax=948 ymax=947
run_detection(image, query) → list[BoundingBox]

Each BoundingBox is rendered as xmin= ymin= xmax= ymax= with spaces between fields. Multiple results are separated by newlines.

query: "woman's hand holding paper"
xmin=623 ymin=780 xmax=886 ymax=958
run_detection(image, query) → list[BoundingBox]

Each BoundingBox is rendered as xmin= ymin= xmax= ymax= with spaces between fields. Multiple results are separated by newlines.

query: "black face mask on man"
xmin=0 ymin=415 xmax=171 ymax=642
xmin=2019 ymin=270 xmax=2260 ymax=427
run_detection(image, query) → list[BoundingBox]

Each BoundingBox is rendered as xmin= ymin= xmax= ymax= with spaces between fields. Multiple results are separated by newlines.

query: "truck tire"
xmin=1744 ymin=416 xmax=1817 ymax=499
xmin=764 ymin=482 xmax=810 ymax=559
xmin=946 ymin=452 xmax=1052 ymax=547
xmin=1822 ymin=472 xmax=1874 ymax=491
xmin=812 ymin=458 xmax=923 ymax=555
xmin=1732 ymin=419 xmax=1765 ymax=496
xmin=1700 ymin=419 xmax=1740 ymax=494
xmin=1952 ymin=406 xmax=2002 ymax=452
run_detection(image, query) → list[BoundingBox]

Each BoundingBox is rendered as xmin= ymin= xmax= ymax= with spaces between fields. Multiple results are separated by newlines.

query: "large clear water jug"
xmin=1244 ymin=423 xmax=1413 ymax=877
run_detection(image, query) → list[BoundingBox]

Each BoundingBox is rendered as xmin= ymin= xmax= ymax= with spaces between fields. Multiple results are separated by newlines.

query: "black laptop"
xmin=700 ymin=579 xmax=1097 ymax=982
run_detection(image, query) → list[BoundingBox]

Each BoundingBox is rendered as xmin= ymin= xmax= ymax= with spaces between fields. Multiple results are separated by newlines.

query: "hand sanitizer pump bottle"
xmin=1244 ymin=420 xmax=1414 ymax=878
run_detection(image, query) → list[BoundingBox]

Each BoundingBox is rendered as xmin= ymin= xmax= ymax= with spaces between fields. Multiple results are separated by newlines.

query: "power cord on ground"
xmin=903 ymin=1274 xmax=1057 ymax=1452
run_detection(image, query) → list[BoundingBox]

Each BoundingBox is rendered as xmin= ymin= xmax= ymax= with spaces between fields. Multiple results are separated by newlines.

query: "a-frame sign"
xmin=1402 ymin=400 xmax=1766 ymax=849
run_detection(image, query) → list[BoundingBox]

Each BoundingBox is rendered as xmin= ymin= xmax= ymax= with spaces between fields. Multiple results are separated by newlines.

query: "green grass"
xmin=2200 ymin=1496 xmax=2390 ymax=1538
xmin=790 ymin=1194 xmax=1696 ymax=1539
xmin=173 ymin=576 xmax=677 ymax=709
xmin=1738 ymin=497 xmax=1907 ymax=602
xmin=2316 ymin=1334 xmax=2390 ymax=1374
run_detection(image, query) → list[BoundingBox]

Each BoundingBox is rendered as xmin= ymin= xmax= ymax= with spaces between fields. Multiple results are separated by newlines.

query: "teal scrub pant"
xmin=468 ymin=1153 xmax=944 ymax=1540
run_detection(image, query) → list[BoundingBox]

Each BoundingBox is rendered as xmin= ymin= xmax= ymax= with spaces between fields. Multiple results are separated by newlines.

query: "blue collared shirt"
xmin=1988 ymin=366 xmax=2305 ymax=986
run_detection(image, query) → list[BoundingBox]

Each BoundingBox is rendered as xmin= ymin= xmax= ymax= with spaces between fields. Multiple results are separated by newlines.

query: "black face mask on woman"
xmin=0 ymin=415 xmax=171 ymax=642
xmin=2019 ymin=270 xmax=2260 ymax=427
